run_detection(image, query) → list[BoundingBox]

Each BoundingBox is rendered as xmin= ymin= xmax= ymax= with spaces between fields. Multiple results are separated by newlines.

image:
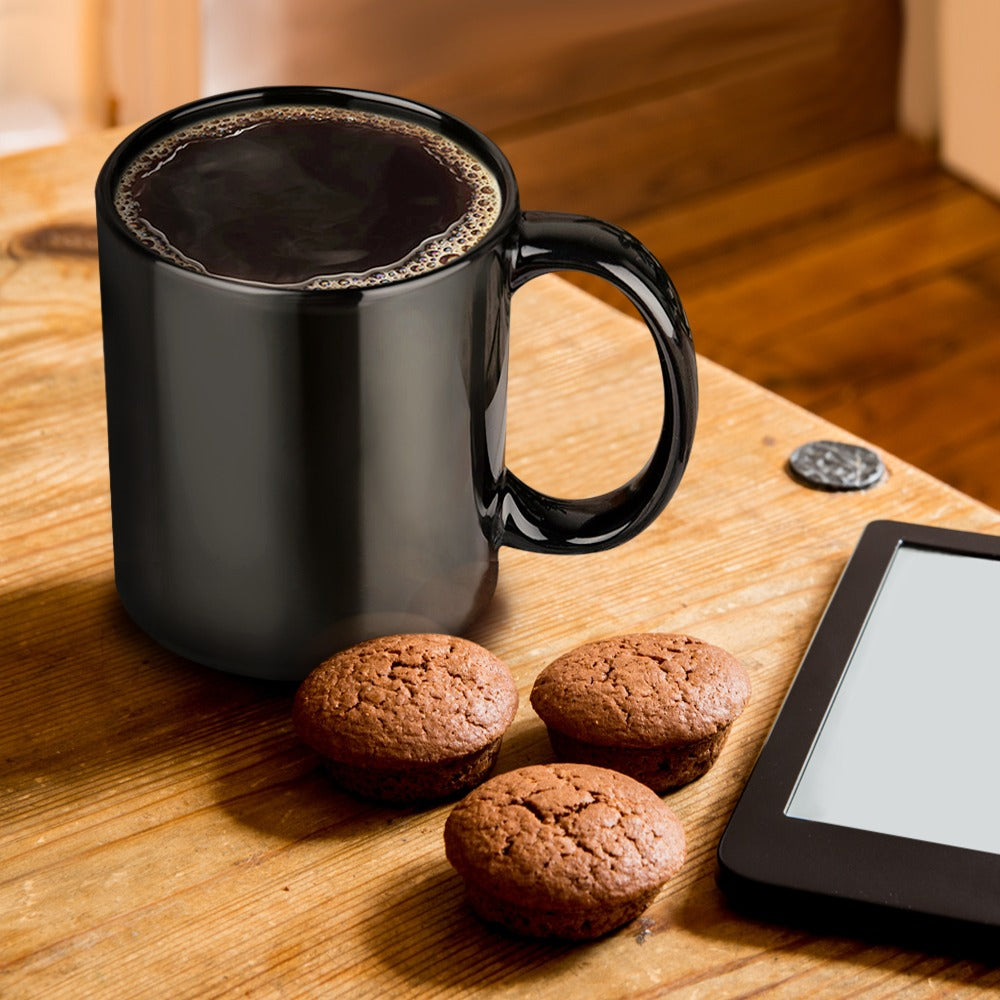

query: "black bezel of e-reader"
xmin=717 ymin=519 xmax=1000 ymax=956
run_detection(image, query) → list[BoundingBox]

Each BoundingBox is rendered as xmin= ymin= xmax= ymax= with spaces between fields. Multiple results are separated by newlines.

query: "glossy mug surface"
xmin=95 ymin=87 xmax=697 ymax=681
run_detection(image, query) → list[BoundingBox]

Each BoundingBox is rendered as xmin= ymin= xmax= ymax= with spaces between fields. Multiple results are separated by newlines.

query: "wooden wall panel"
xmin=201 ymin=0 xmax=902 ymax=220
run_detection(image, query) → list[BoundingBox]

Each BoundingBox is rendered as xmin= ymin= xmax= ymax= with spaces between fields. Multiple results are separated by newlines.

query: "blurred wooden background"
xmin=3 ymin=0 xmax=998 ymax=508
xmin=213 ymin=0 xmax=1000 ymax=510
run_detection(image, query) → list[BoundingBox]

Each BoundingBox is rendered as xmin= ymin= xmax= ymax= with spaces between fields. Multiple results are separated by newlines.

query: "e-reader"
xmin=717 ymin=519 xmax=1000 ymax=953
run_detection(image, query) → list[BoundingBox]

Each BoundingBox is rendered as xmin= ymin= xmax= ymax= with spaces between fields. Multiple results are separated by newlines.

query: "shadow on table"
xmin=360 ymin=854 xmax=592 ymax=993
xmin=1 ymin=576 xmax=547 ymax=850
xmin=2 ymin=578 xmax=367 ymax=843
xmin=670 ymin=873 xmax=999 ymax=982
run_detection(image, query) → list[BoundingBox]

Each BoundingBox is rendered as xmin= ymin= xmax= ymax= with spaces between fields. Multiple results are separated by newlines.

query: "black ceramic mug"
xmin=95 ymin=86 xmax=697 ymax=681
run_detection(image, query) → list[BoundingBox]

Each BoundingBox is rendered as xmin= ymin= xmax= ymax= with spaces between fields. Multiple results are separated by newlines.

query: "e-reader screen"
xmin=785 ymin=543 xmax=1000 ymax=855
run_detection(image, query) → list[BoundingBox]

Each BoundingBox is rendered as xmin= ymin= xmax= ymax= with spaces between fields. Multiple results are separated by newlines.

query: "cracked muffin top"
xmin=444 ymin=762 xmax=686 ymax=908
xmin=530 ymin=633 xmax=750 ymax=747
xmin=293 ymin=634 xmax=518 ymax=767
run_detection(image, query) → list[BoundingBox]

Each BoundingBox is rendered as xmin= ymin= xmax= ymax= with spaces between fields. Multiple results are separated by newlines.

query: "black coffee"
xmin=114 ymin=105 xmax=501 ymax=288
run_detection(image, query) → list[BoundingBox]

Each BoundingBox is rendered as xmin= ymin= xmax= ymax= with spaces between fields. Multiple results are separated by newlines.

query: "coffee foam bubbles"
xmin=114 ymin=104 xmax=503 ymax=289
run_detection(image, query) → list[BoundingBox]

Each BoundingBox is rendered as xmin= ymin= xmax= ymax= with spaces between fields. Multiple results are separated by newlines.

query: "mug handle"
xmin=500 ymin=211 xmax=698 ymax=554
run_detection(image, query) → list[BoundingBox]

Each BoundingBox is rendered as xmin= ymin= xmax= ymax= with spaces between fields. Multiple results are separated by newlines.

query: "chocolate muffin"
xmin=530 ymin=633 xmax=750 ymax=792
xmin=293 ymin=634 xmax=518 ymax=802
xmin=444 ymin=762 xmax=686 ymax=939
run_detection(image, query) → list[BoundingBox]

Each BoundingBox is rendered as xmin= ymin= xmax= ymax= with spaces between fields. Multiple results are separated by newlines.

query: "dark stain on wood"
xmin=8 ymin=223 xmax=99 ymax=259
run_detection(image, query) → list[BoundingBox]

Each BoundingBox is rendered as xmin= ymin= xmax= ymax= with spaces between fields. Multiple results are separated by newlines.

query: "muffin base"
xmin=464 ymin=883 xmax=661 ymax=940
xmin=545 ymin=727 xmax=733 ymax=793
xmin=324 ymin=738 xmax=503 ymax=803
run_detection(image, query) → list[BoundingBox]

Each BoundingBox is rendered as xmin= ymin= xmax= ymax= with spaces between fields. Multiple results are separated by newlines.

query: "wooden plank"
xmin=679 ymin=187 xmax=1000 ymax=356
xmin=629 ymin=135 xmax=946 ymax=293
xmin=802 ymin=278 xmax=1000 ymax=507
xmin=501 ymin=3 xmax=899 ymax=220
xmin=676 ymin=186 xmax=1000 ymax=512
xmin=202 ymin=0 xmax=898 ymax=144
xmin=199 ymin=0 xmax=899 ymax=219
xmin=561 ymin=136 xmax=1000 ymax=509
xmin=104 ymin=0 xmax=201 ymax=127
xmin=956 ymin=242 xmax=1000 ymax=298
xmin=566 ymin=132 xmax=944 ymax=298
xmin=749 ymin=275 xmax=1000 ymax=411
xmin=215 ymin=0 xmax=736 ymax=132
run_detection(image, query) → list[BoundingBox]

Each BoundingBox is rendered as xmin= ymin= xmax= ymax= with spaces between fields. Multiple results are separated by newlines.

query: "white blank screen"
xmin=786 ymin=544 xmax=1000 ymax=856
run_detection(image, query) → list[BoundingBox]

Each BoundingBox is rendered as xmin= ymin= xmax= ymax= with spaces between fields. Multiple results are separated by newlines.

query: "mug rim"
xmin=95 ymin=85 xmax=521 ymax=296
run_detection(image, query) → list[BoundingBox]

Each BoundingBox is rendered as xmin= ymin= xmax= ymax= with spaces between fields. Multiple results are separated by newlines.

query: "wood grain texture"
xmin=498 ymin=0 xmax=899 ymax=220
xmin=2 ymin=129 xmax=1000 ymax=998
xmin=204 ymin=0 xmax=899 ymax=219
xmin=571 ymin=133 xmax=1000 ymax=511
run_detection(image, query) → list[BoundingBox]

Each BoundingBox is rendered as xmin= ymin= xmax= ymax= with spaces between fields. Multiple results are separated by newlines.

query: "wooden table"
xmin=3 ymin=130 xmax=999 ymax=998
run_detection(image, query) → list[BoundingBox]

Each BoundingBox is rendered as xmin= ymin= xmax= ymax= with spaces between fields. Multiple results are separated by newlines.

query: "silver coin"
xmin=788 ymin=440 xmax=885 ymax=491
